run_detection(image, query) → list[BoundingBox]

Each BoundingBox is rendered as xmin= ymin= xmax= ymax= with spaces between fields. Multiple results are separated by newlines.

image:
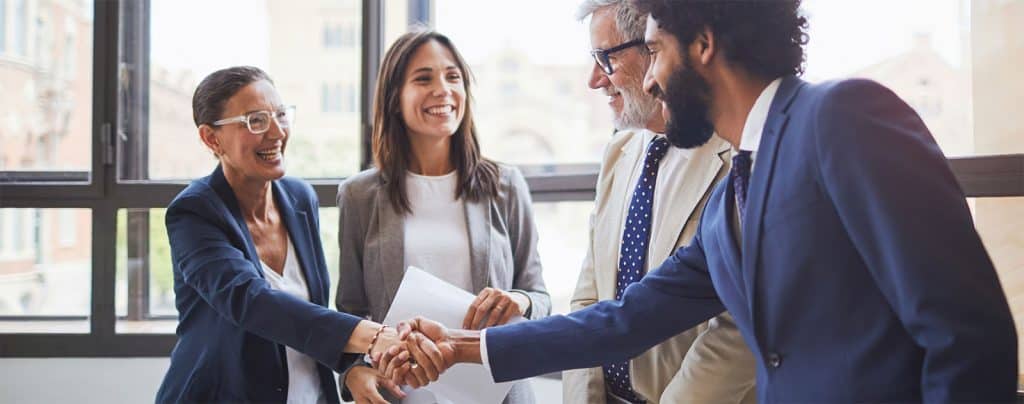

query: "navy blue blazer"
xmin=485 ymin=77 xmax=1017 ymax=402
xmin=156 ymin=166 xmax=363 ymax=403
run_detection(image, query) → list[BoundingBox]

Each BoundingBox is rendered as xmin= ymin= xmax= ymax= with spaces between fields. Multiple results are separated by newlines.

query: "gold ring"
xmin=495 ymin=305 xmax=505 ymax=311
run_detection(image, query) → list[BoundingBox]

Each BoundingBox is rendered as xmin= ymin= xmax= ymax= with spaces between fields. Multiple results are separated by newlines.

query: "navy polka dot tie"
xmin=602 ymin=136 xmax=669 ymax=403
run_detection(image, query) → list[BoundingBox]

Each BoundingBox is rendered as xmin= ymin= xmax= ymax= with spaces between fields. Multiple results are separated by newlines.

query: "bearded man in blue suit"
xmin=383 ymin=1 xmax=1018 ymax=402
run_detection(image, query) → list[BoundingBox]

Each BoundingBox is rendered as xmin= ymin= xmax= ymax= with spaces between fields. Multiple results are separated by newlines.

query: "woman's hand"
xmin=462 ymin=287 xmax=530 ymax=330
xmin=343 ymin=365 xmax=405 ymax=404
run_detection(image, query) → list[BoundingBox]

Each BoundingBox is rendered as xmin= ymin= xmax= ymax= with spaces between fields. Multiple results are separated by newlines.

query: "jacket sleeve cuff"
xmin=338 ymin=360 xmax=372 ymax=402
xmin=509 ymin=289 xmax=534 ymax=318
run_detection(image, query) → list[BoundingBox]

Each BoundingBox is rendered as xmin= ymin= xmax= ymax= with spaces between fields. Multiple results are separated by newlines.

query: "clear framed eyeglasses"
xmin=212 ymin=105 xmax=296 ymax=134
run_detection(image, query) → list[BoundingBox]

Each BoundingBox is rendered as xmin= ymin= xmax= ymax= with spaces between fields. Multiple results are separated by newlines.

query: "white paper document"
xmin=381 ymin=266 xmax=516 ymax=404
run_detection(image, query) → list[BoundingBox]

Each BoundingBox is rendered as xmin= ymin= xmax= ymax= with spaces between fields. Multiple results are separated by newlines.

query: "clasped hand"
xmin=367 ymin=288 xmax=525 ymax=391
xmin=369 ymin=317 xmax=455 ymax=389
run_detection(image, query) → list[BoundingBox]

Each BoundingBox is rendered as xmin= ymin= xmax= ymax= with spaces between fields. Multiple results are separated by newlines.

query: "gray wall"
xmin=0 ymin=358 xmax=169 ymax=404
xmin=0 ymin=358 xmax=563 ymax=403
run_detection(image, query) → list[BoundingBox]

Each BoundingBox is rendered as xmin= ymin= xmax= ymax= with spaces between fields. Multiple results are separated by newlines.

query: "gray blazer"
xmin=336 ymin=164 xmax=550 ymax=404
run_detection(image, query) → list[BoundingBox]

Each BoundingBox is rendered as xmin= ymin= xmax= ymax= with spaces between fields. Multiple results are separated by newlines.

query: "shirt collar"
xmin=642 ymin=128 xmax=693 ymax=159
xmin=737 ymin=77 xmax=783 ymax=153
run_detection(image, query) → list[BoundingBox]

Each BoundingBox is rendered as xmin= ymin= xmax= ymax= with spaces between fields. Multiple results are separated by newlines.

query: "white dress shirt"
xmin=732 ymin=78 xmax=782 ymax=240
xmin=738 ymin=77 xmax=782 ymax=164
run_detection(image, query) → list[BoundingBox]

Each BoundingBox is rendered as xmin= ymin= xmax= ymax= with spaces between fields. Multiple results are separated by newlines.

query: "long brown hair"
xmin=372 ymin=29 xmax=499 ymax=214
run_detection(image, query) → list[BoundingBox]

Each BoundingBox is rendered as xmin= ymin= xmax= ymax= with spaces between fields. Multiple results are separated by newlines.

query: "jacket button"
xmin=767 ymin=353 xmax=782 ymax=368
xmin=276 ymin=387 xmax=284 ymax=392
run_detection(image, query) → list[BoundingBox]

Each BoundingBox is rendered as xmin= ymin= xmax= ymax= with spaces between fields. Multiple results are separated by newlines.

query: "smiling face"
xmin=642 ymin=15 xmax=714 ymax=149
xmin=587 ymin=6 xmax=660 ymax=130
xmin=399 ymin=39 xmax=467 ymax=143
xmin=200 ymin=80 xmax=289 ymax=183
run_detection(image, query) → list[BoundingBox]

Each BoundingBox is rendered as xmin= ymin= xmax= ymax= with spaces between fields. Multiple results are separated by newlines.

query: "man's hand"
xmin=463 ymin=288 xmax=529 ymax=329
xmin=341 ymin=365 xmax=404 ymax=404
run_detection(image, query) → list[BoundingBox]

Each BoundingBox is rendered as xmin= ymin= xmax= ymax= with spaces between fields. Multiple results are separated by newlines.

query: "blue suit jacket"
xmin=486 ymin=77 xmax=1017 ymax=402
xmin=156 ymin=166 xmax=362 ymax=403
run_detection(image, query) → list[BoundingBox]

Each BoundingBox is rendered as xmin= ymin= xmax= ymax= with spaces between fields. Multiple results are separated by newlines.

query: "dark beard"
xmin=663 ymin=55 xmax=715 ymax=149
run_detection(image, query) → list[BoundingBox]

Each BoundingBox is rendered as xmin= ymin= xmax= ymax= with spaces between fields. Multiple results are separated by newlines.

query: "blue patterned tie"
xmin=731 ymin=150 xmax=753 ymax=222
xmin=602 ymin=136 xmax=669 ymax=403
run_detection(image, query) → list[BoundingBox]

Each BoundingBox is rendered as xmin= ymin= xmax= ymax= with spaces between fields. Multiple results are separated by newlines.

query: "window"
xmin=0 ymin=208 xmax=91 ymax=334
xmin=435 ymin=0 xmax=614 ymax=167
xmin=0 ymin=0 xmax=92 ymax=178
xmin=533 ymin=201 xmax=593 ymax=315
xmin=114 ymin=207 xmax=343 ymax=334
xmin=137 ymin=0 xmax=363 ymax=180
xmin=801 ymin=0 xmax=997 ymax=157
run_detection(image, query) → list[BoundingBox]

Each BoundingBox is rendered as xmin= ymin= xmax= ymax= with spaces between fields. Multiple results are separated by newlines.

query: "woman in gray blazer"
xmin=336 ymin=29 xmax=550 ymax=404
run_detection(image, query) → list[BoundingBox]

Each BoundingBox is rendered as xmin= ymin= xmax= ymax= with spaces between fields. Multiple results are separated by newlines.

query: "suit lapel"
xmin=274 ymin=182 xmax=324 ymax=306
xmin=597 ymin=135 xmax=645 ymax=298
xmin=209 ymin=165 xmax=265 ymax=277
xmin=716 ymin=171 xmax=746 ymax=297
xmin=465 ymin=195 xmax=491 ymax=292
xmin=741 ymin=76 xmax=805 ymax=313
xmin=649 ymin=136 xmax=729 ymax=263
xmin=376 ymin=189 xmax=406 ymax=305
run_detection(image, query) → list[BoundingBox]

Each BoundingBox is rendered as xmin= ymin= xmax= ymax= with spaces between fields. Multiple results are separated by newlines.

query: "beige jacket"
xmin=562 ymin=130 xmax=757 ymax=404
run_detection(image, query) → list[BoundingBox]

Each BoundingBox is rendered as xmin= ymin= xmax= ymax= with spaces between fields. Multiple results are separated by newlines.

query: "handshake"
xmin=376 ymin=317 xmax=463 ymax=386
xmin=345 ymin=286 xmax=524 ymax=403
xmin=348 ymin=317 xmax=481 ymax=402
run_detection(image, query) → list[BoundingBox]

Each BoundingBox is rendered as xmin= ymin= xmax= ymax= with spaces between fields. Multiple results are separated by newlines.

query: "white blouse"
xmin=403 ymin=170 xmax=474 ymax=292
xmin=260 ymin=238 xmax=326 ymax=404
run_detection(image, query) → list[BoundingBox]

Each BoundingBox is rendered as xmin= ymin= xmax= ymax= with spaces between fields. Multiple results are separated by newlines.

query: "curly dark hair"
xmin=633 ymin=0 xmax=809 ymax=79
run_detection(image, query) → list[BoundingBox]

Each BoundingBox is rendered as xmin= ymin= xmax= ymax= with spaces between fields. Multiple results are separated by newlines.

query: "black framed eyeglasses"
xmin=590 ymin=39 xmax=645 ymax=75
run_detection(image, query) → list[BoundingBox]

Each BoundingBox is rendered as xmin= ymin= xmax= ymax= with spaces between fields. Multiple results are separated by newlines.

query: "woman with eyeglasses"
xmin=156 ymin=66 xmax=446 ymax=403
xmin=335 ymin=30 xmax=550 ymax=403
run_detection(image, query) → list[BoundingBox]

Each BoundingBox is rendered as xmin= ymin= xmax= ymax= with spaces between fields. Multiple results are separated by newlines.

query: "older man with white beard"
xmin=562 ymin=1 xmax=757 ymax=403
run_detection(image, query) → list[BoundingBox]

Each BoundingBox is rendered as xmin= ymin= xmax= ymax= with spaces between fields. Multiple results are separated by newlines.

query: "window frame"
xmin=0 ymin=0 xmax=1023 ymax=358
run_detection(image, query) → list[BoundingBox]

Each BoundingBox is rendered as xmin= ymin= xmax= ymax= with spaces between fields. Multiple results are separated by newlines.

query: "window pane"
xmin=0 ymin=208 xmax=90 ymax=334
xmin=970 ymin=197 xmax=1024 ymax=382
xmin=532 ymin=201 xmax=592 ymax=315
xmin=434 ymin=0 xmax=613 ymax=166
xmin=804 ymin=0 xmax=1023 ymax=156
xmin=111 ymin=201 xmax=593 ymax=331
xmin=0 ymin=0 xmax=93 ymax=178
xmin=115 ymin=207 xmax=341 ymax=334
xmin=970 ymin=1 xmax=1023 ymax=156
xmin=115 ymin=209 xmax=175 ymax=333
xmin=138 ymin=0 xmax=362 ymax=180
xmin=384 ymin=0 xmax=411 ymax=47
